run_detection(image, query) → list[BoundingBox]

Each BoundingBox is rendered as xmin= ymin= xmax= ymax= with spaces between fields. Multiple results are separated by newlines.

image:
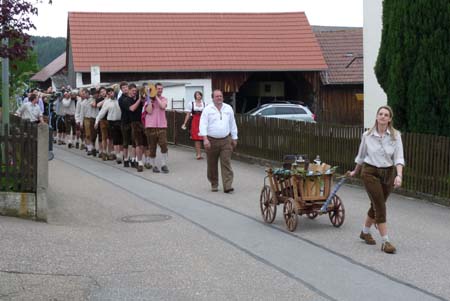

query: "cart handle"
xmin=320 ymin=172 xmax=349 ymax=213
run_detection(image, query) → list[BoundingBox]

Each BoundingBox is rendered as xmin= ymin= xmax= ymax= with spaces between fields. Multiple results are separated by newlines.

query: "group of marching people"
xmin=56 ymin=81 xmax=170 ymax=173
xmin=18 ymin=83 xmax=241 ymax=195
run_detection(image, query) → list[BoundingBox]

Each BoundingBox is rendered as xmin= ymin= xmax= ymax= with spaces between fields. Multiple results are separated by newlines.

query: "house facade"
xmin=314 ymin=26 xmax=363 ymax=125
xmin=66 ymin=12 xmax=327 ymax=112
xmin=363 ymin=0 xmax=387 ymax=128
xmin=30 ymin=52 xmax=68 ymax=90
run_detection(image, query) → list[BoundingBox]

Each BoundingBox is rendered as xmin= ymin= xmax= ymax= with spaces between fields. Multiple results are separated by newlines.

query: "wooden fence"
xmin=0 ymin=115 xmax=38 ymax=192
xmin=167 ymin=110 xmax=450 ymax=200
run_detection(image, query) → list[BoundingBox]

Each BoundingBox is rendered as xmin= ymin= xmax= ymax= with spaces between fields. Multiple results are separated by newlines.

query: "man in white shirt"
xmin=62 ymin=91 xmax=77 ymax=148
xmin=95 ymin=87 xmax=123 ymax=164
xmin=15 ymin=94 xmax=44 ymax=123
xmin=199 ymin=89 xmax=238 ymax=193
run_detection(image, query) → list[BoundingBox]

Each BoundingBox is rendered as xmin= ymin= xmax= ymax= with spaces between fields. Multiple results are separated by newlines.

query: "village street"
xmin=0 ymin=145 xmax=449 ymax=300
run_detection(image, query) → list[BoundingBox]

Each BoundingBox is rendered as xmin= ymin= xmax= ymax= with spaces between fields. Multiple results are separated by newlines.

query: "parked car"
xmin=246 ymin=103 xmax=316 ymax=123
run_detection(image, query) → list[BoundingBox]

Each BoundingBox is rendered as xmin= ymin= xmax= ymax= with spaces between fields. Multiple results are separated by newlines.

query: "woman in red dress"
xmin=182 ymin=91 xmax=205 ymax=159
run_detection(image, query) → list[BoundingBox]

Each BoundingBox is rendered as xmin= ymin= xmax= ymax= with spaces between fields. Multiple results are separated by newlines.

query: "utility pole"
xmin=1 ymin=0 xmax=10 ymax=134
xmin=1 ymin=39 xmax=9 ymax=133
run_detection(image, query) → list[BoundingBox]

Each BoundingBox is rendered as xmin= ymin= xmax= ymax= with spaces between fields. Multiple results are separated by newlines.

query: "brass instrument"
xmin=139 ymin=83 xmax=157 ymax=99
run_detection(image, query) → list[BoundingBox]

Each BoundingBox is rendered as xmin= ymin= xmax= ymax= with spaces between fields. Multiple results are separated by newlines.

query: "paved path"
xmin=1 ymin=145 xmax=449 ymax=300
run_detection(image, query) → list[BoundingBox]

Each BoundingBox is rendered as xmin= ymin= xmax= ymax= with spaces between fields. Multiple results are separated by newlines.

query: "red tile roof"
xmin=68 ymin=12 xmax=327 ymax=73
xmin=30 ymin=52 xmax=66 ymax=82
xmin=313 ymin=27 xmax=363 ymax=85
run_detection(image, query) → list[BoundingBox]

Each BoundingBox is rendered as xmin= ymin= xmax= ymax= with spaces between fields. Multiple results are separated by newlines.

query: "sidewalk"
xmin=1 ymin=144 xmax=449 ymax=300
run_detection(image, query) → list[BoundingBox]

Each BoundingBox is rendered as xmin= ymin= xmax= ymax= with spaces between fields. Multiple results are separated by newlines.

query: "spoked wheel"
xmin=283 ymin=198 xmax=298 ymax=232
xmin=329 ymin=195 xmax=345 ymax=227
xmin=260 ymin=185 xmax=277 ymax=223
xmin=307 ymin=212 xmax=318 ymax=219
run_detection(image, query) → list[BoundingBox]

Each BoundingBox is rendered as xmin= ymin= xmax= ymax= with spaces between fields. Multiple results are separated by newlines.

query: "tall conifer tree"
xmin=375 ymin=0 xmax=450 ymax=136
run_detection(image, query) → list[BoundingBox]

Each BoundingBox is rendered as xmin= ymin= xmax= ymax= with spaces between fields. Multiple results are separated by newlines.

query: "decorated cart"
xmin=259 ymin=155 xmax=346 ymax=232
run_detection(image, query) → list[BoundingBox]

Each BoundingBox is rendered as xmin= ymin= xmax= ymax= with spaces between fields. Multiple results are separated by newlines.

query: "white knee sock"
xmin=161 ymin=153 xmax=168 ymax=166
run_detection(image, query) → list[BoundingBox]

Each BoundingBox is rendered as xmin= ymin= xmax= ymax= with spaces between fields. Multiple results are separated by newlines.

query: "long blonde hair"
xmin=367 ymin=105 xmax=399 ymax=140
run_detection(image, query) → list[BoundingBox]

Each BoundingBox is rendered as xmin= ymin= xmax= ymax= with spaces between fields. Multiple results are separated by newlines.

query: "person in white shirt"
xmin=75 ymin=91 xmax=86 ymax=150
xmin=199 ymin=89 xmax=238 ymax=193
xmin=349 ymin=105 xmax=405 ymax=254
xmin=80 ymin=88 xmax=99 ymax=156
xmin=15 ymin=94 xmax=44 ymax=123
xmin=95 ymin=88 xmax=123 ymax=164
xmin=62 ymin=91 xmax=77 ymax=148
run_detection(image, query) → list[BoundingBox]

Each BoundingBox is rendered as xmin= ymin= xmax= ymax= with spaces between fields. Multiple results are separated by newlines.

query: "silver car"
xmin=246 ymin=103 xmax=316 ymax=123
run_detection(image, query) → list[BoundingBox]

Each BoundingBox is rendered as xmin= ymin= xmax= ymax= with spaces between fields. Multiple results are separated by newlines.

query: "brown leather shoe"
xmin=137 ymin=165 xmax=144 ymax=172
xmin=360 ymin=231 xmax=376 ymax=245
xmin=381 ymin=241 xmax=396 ymax=254
xmin=224 ymin=188 xmax=234 ymax=194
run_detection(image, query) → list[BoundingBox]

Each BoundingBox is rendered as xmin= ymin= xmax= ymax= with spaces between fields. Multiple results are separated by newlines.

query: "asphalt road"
xmin=0 ymin=145 xmax=449 ymax=300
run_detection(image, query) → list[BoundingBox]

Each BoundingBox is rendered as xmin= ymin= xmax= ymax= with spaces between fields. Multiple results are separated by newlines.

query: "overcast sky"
xmin=30 ymin=0 xmax=363 ymax=38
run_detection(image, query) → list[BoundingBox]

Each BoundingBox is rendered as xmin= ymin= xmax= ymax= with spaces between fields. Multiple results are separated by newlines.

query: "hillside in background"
xmin=31 ymin=36 xmax=66 ymax=67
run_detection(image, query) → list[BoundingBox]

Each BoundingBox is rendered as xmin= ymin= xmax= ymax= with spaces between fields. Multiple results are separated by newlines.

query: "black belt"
xmin=207 ymin=135 xmax=229 ymax=140
xmin=363 ymin=163 xmax=394 ymax=169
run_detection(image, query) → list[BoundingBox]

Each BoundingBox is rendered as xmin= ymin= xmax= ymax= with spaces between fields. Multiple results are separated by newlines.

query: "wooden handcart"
xmin=259 ymin=165 xmax=346 ymax=232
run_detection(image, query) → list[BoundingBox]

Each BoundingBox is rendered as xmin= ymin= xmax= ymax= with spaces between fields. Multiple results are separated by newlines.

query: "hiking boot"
xmin=161 ymin=165 xmax=169 ymax=173
xmin=381 ymin=241 xmax=396 ymax=254
xmin=137 ymin=165 xmax=144 ymax=172
xmin=360 ymin=231 xmax=376 ymax=245
xmin=124 ymin=160 xmax=130 ymax=168
xmin=152 ymin=166 xmax=160 ymax=173
xmin=144 ymin=163 xmax=152 ymax=169
xmin=75 ymin=142 xmax=80 ymax=149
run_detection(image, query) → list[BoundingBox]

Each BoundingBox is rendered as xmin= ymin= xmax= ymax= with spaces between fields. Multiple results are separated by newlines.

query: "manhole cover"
xmin=120 ymin=214 xmax=172 ymax=223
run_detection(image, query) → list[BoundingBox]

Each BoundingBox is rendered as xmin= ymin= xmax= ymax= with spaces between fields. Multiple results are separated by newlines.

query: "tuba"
xmin=139 ymin=83 xmax=157 ymax=100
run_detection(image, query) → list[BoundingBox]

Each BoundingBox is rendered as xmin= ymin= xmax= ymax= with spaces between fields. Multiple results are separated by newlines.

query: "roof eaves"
xmin=321 ymin=80 xmax=363 ymax=86
xmin=74 ymin=68 xmax=328 ymax=73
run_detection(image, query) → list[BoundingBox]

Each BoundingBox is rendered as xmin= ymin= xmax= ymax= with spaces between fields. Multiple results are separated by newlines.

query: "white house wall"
xmin=363 ymin=0 xmax=387 ymax=128
xmin=162 ymin=78 xmax=212 ymax=110
xmin=164 ymin=85 xmax=186 ymax=110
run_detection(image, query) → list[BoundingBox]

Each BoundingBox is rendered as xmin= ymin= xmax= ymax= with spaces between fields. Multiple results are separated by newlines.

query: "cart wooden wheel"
xmin=260 ymin=185 xmax=277 ymax=223
xmin=307 ymin=212 xmax=318 ymax=219
xmin=329 ymin=195 xmax=345 ymax=227
xmin=283 ymin=198 xmax=298 ymax=232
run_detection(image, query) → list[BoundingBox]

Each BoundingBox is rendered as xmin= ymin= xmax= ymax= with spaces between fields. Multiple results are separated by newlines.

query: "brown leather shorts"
xmin=361 ymin=163 xmax=395 ymax=224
